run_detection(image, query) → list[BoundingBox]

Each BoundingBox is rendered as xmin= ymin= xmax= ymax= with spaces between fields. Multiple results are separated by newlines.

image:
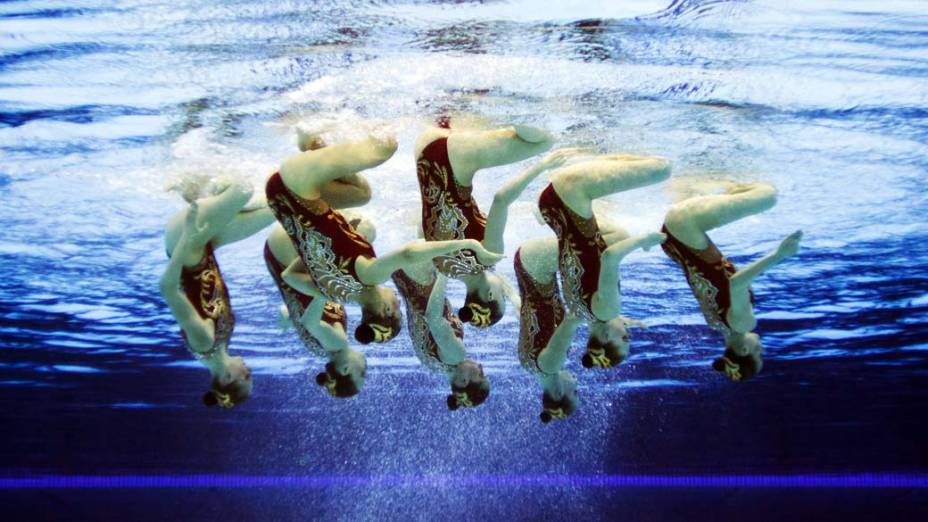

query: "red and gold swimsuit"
xmin=392 ymin=269 xmax=464 ymax=375
xmin=660 ymin=225 xmax=754 ymax=334
xmin=514 ymin=249 xmax=565 ymax=375
xmin=263 ymin=242 xmax=347 ymax=358
xmin=416 ymin=137 xmax=489 ymax=277
xmin=538 ymin=183 xmax=607 ymax=322
xmin=266 ymin=172 xmax=376 ymax=302
xmin=175 ymin=244 xmax=234 ymax=357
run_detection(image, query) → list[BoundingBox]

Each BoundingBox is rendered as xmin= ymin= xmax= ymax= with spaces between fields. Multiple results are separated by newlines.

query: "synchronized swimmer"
xmin=161 ymin=115 xmax=803 ymax=419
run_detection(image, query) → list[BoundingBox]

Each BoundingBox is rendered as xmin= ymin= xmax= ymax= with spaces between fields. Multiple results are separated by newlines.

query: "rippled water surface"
xmin=2 ymin=0 xmax=928 ymax=519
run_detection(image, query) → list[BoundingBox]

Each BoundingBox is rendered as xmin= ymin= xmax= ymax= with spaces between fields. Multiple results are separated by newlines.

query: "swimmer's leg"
xmin=279 ymin=135 xmax=397 ymax=198
xmin=549 ymin=155 xmax=671 ymax=218
xmin=664 ymin=183 xmax=777 ymax=249
xmin=595 ymin=213 xmax=630 ymax=246
xmin=339 ymin=210 xmax=377 ymax=243
xmin=445 ymin=125 xmax=554 ymax=184
xmin=165 ymin=179 xmax=253 ymax=255
xmin=211 ymin=206 xmax=276 ymax=249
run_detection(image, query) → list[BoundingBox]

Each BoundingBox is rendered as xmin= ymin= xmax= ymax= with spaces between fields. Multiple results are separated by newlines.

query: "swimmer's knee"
xmin=663 ymin=203 xmax=707 ymax=240
xmin=753 ymin=183 xmax=778 ymax=207
xmin=663 ymin=205 xmax=691 ymax=231
xmin=549 ymin=170 xmax=587 ymax=198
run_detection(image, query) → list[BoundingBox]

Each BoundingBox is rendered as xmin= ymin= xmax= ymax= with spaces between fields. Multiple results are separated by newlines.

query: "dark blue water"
xmin=2 ymin=0 xmax=928 ymax=519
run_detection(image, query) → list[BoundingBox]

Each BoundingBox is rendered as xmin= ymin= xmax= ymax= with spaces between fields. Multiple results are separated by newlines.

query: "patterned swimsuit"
xmin=175 ymin=244 xmax=235 ymax=357
xmin=266 ymin=172 xmax=376 ymax=302
xmin=417 ymin=137 xmax=489 ymax=278
xmin=514 ymin=249 xmax=565 ymax=376
xmin=660 ymin=225 xmax=754 ymax=334
xmin=538 ymin=183 xmax=608 ymax=322
xmin=263 ymin=243 xmax=347 ymax=357
xmin=392 ymin=269 xmax=464 ymax=376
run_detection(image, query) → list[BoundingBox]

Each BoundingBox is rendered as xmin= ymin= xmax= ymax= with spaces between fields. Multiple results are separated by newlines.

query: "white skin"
xmin=663 ymin=182 xmax=803 ymax=356
xmin=294 ymin=129 xmax=372 ymax=209
xmin=160 ymin=181 xmax=274 ymax=390
xmin=268 ymin=223 xmax=366 ymax=387
xmin=277 ymin=131 xmax=504 ymax=313
xmin=414 ymin=123 xmax=572 ymax=309
xmin=516 ymin=238 xmax=581 ymax=405
xmin=547 ymin=153 xmax=672 ymax=323
xmin=415 ymin=267 xmax=486 ymax=390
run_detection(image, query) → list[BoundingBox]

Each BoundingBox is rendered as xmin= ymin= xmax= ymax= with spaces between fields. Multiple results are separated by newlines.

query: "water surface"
xmin=2 ymin=0 xmax=927 ymax=519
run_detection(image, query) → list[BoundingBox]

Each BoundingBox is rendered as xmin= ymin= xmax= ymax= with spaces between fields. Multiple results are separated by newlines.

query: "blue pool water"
xmin=1 ymin=0 xmax=927 ymax=519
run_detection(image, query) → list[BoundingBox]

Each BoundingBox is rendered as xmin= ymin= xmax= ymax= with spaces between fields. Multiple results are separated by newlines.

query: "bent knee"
xmin=663 ymin=204 xmax=690 ymax=231
xmin=752 ymin=183 xmax=778 ymax=208
xmin=643 ymin=156 xmax=672 ymax=180
xmin=549 ymin=169 xmax=587 ymax=199
xmin=663 ymin=204 xmax=705 ymax=241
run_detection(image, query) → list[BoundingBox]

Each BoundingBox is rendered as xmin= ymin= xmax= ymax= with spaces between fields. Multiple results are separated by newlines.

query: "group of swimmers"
xmin=160 ymin=115 xmax=802 ymax=422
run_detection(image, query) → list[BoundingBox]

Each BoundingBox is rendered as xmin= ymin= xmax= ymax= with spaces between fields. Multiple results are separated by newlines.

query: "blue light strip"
xmin=1 ymin=474 xmax=927 ymax=489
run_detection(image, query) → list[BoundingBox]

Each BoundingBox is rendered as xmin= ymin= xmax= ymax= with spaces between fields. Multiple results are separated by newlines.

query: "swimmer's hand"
xmin=183 ymin=201 xmax=211 ymax=244
xmin=777 ymin=230 xmax=803 ymax=258
xmin=534 ymin=147 xmax=590 ymax=172
xmin=621 ymin=316 xmax=648 ymax=329
xmin=638 ymin=232 xmax=667 ymax=252
xmin=466 ymin=240 xmax=505 ymax=266
xmin=276 ymin=305 xmax=292 ymax=332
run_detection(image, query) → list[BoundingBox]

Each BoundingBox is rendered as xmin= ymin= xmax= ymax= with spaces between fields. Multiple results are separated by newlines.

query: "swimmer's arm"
xmin=551 ymin=155 xmax=671 ymax=203
xmin=298 ymin=298 xmax=349 ymax=353
xmin=281 ymin=258 xmax=326 ymax=299
xmin=730 ymin=230 xmax=803 ymax=291
xmin=279 ymin=135 xmax=398 ymax=197
xmin=159 ymin=237 xmax=214 ymax=351
xmin=447 ymin=126 xmax=554 ymax=178
xmin=483 ymin=148 xmax=583 ymax=253
xmin=593 ymin=232 xmax=666 ymax=319
xmin=355 ymin=239 xmax=504 ymax=285
xmin=425 ymin=273 xmax=466 ymax=364
xmin=536 ymin=316 xmax=582 ymax=374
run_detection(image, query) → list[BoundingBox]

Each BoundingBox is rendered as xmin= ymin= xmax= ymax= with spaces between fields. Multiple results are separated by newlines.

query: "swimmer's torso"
xmin=263 ymin=242 xmax=347 ymax=357
xmin=175 ymin=244 xmax=235 ymax=355
xmin=538 ymin=183 xmax=607 ymax=322
xmin=514 ymin=248 xmax=565 ymax=375
xmin=392 ymin=269 xmax=464 ymax=375
xmin=660 ymin=224 xmax=755 ymax=334
xmin=416 ymin=137 xmax=489 ymax=277
xmin=266 ymin=172 xmax=376 ymax=302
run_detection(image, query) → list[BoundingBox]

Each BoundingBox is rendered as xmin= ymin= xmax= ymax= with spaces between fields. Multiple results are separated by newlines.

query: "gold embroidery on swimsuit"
xmin=395 ymin=275 xmax=457 ymax=375
xmin=275 ymin=196 xmax=365 ymax=302
xmin=664 ymin=241 xmax=730 ymax=335
xmin=419 ymin=158 xmax=485 ymax=277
